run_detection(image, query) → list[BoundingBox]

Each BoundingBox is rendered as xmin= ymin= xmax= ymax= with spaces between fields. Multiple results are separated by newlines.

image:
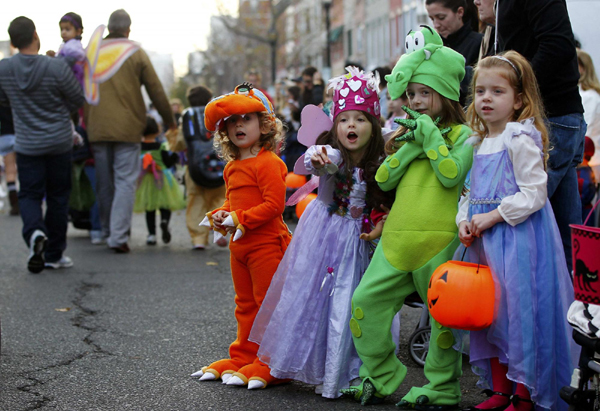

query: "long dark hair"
xmin=316 ymin=112 xmax=394 ymax=212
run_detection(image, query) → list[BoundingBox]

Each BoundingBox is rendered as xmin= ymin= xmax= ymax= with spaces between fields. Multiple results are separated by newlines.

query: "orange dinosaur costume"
xmin=192 ymin=85 xmax=292 ymax=389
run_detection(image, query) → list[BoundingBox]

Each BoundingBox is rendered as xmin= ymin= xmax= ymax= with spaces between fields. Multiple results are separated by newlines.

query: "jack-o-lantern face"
xmin=427 ymin=261 xmax=495 ymax=331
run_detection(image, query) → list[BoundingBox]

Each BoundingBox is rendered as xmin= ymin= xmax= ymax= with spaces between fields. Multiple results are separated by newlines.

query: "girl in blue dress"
xmin=458 ymin=51 xmax=575 ymax=411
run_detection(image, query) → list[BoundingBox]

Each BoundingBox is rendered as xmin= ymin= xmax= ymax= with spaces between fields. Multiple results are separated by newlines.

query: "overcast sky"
xmin=1 ymin=0 xmax=237 ymax=76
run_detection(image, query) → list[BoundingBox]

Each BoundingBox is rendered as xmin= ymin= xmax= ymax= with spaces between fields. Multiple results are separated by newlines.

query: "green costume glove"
xmin=395 ymin=106 xmax=452 ymax=147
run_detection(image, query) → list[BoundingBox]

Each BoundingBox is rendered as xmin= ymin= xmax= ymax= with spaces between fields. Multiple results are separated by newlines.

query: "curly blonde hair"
xmin=467 ymin=51 xmax=549 ymax=164
xmin=212 ymin=112 xmax=285 ymax=163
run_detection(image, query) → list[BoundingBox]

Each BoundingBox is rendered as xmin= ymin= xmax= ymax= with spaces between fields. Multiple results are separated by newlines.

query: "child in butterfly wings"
xmin=249 ymin=67 xmax=390 ymax=398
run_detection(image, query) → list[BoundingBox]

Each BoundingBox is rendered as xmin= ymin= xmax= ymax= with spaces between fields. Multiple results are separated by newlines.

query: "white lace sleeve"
xmin=456 ymin=193 xmax=470 ymax=226
xmin=497 ymin=133 xmax=547 ymax=226
xmin=304 ymin=145 xmax=342 ymax=176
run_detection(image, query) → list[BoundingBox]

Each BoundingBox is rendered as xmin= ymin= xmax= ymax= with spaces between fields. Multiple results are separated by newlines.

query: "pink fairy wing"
xmin=297 ymin=105 xmax=333 ymax=147
xmin=294 ymin=104 xmax=333 ymax=174
xmin=293 ymin=156 xmax=309 ymax=175
xmin=286 ymin=177 xmax=319 ymax=206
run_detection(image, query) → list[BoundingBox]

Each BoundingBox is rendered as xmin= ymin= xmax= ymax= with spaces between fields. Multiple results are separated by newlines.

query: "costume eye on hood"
xmin=386 ymin=24 xmax=465 ymax=102
xmin=204 ymin=82 xmax=275 ymax=132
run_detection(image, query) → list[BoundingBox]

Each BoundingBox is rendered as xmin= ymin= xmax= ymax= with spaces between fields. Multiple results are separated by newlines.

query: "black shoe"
xmin=160 ymin=220 xmax=171 ymax=244
xmin=27 ymin=230 xmax=47 ymax=274
xmin=111 ymin=243 xmax=130 ymax=253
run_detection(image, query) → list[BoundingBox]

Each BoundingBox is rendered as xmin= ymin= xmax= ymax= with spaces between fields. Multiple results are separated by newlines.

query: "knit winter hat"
xmin=204 ymin=83 xmax=275 ymax=132
xmin=386 ymin=25 xmax=465 ymax=102
xmin=328 ymin=66 xmax=380 ymax=119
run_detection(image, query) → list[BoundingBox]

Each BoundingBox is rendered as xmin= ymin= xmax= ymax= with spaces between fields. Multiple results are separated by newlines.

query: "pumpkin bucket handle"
xmin=460 ymin=234 xmax=484 ymax=273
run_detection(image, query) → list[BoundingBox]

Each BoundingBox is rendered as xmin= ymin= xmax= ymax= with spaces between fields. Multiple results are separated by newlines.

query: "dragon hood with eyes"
xmin=385 ymin=25 xmax=466 ymax=102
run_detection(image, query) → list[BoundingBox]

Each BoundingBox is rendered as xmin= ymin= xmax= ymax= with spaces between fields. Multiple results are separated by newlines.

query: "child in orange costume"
xmin=190 ymin=83 xmax=292 ymax=390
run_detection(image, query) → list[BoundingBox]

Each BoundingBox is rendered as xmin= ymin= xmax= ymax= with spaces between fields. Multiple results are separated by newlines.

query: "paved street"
xmin=0 ymin=209 xmax=481 ymax=410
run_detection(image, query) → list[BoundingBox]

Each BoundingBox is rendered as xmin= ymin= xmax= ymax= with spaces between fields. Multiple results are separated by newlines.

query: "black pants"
xmin=17 ymin=151 xmax=72 ymax=262
xmin=145 ymin=209 xmax=171 ymax=235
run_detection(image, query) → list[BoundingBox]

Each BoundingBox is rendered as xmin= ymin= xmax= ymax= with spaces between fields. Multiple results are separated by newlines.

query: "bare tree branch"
xmin=217 ymin=16 xmax=271 ymax=44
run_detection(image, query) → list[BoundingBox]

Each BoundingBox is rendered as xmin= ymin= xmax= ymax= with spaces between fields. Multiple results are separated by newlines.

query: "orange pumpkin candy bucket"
xmin=427 ymin=260 xmax=495 ymax=331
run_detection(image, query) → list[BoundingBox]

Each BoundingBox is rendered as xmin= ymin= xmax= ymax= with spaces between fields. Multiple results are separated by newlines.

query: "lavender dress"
xmin=249 ymin=148 xmax=368 ymax=398
xmin=461 ymin=122 xmax=575 ymax=410
xmin=58 ymin=39 xmax=85 ymax=87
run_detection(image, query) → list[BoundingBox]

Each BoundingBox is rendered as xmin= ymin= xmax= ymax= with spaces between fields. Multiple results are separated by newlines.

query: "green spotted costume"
xmin=345 ymin=26 xmax=473 ymax=408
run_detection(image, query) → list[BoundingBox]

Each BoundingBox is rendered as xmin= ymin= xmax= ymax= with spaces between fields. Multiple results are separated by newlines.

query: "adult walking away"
xmin=0 ymin=104 xmax=18 ymax=216
xmin=85 ymin=9 xmax=175 ymax=253
xmin=475 ymin=0 xmax=586 ymax=272
xmin=0 ymin=16 xmax=85 ymax=273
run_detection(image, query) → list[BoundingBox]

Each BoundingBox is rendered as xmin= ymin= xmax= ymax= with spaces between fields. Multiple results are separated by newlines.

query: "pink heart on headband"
xmin=340 ymin=88 xmax=350 ymax=98
xmin=355 ymin=95 xmax=365 ymax=104
xmin=348 ymin=79 xmax=361 ymax=92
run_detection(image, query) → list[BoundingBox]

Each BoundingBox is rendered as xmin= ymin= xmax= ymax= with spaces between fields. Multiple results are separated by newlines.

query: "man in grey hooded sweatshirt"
xmin=0 ymin=16 xmax=85 ymax=273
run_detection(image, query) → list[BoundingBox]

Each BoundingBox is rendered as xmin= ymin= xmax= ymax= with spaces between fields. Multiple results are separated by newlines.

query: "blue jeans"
xmin=16 ymin=151 xmax=72 ymax=262
xmin=546 ymin=113 xmax=586 ymax=272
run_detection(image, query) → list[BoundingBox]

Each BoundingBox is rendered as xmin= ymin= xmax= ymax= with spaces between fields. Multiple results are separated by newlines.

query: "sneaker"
xmin=315 ymin=384 xmax=324 ymax=395
xmin=193 ymin=244 xmax=206 ymax=250
xmin=160 ymin=220 xmax=171 ymax=244
xmin=27 ymin=230 xmax=47 ymax=274
xmin=45 ymin=256 xmax=73 ymax=269
xmin=147 ymin=234 xmax=157 ymax=245
xmin=90 ymin=230 xmax=105 ymax=245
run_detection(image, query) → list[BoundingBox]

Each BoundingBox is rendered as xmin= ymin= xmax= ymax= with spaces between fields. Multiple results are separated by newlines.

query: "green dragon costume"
xmin=344 ymin=26 xmax=473 ymax=409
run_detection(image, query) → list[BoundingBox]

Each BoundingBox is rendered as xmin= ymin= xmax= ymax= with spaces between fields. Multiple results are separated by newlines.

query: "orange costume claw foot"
xmin=226 ymin=358 xmax=290 ymax=389
xmin=191 ymin=358 xmax=247 ymax=382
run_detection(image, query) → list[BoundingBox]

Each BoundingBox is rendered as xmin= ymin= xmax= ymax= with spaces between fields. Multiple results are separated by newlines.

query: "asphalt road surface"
xmin=0 ymin=208 xmax=482 ymax=410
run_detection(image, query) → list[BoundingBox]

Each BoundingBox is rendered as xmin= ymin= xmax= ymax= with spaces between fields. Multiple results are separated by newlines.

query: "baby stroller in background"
xmin=561 ymin=303 xmax=600 ymax=410
xmin=405 ymin=292 xmax=431 ymax=367
xmin=560 ymin=202 xmax=600 ymax=410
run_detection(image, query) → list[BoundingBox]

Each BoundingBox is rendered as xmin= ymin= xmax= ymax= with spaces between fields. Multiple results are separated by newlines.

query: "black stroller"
xmin=560 ymin=304 xmax=600 ymax=410
xmin=404 ymin=292 xmax=431 ymax=367
xmin=560 ymin=209 xmax=600 ymax=410
xmin=560 ymin=332 xmax=600 ymax=410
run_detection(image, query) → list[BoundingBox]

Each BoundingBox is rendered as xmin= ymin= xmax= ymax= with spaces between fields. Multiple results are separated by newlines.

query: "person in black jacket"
xmin=426 ymin=0 xmax=482 ymax=105
xmin=474 ymin=0 xmax=586 ymax=274
xmin=426 ymin=0 xmax=482 ymax=67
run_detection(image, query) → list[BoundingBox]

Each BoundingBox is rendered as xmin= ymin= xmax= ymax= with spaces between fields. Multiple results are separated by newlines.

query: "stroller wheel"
xmin=408 ymin=326 xmax=430 ymax=367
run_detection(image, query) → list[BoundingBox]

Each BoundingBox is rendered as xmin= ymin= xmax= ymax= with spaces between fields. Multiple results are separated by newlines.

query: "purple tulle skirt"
xmin=250 ymin=198 xmax=369 ymax=398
